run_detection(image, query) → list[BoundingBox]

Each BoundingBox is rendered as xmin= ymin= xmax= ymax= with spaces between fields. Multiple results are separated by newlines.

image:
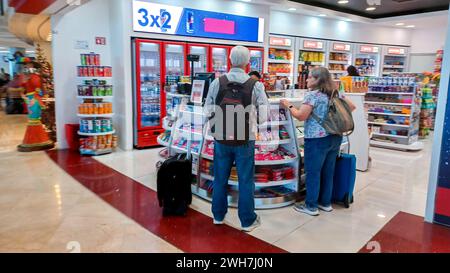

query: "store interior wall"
xmin=110 ymin=0 xmax=271 ymax=150
xmin=426 ymin=7 xmax=450 ymax=224
xmin=270 ymin=10 xmax=412 ymax=46
xmin=409 ymin=25 xmax=448 ymax=72
xmin=52 ymin=0 xmax=112 ymax=149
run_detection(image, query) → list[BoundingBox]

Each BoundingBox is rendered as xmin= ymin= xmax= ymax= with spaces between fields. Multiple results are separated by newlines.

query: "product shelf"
xmin=364 ymin=101 xmax=412 ymax=106
xmin=371 ymin=132 xmax=409 ymax=139
xmin=367 ymin=92 xmax=414 ymax=95
xmin=77 ymin=96 xmax=113 ymax=100
xmin=268 ymin=59 xmax=293 ymax=64
xmin=367 ymin=112 xmax=410 ymax=117
xmin=157 ymin=135 xmax=170 ymax=147
xmin=368 ymin=122 xmax=410 ymax=128
xmin=77 ymin=113 xmax=114 ymax=118
xmin=78 ymin=130 xmax=116 ymax=136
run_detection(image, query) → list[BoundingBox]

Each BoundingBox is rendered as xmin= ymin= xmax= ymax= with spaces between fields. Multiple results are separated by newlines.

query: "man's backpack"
xmin=212 ymin=75 xmax=256 ymax=146
xmin=312 ymin=90 xmax=354 ymax=136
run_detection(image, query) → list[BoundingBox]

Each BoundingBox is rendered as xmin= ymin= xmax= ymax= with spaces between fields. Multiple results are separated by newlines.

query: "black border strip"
xmin=434 ymin=214 xmax=450 ymax=228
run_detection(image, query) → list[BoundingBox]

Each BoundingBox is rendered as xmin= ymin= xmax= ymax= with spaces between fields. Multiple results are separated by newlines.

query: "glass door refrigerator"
xmin=133 ymin=39 xmax=164 ymax=148
xmin=248 ymin=47 xmax=264 ymax=75
xmin=210 ymin=45 xmax=231 ymax=78
xmin=187 ymin=43 xmax=209 ymax=75
xmin=381 ymin=46 xmax=409 ymax=76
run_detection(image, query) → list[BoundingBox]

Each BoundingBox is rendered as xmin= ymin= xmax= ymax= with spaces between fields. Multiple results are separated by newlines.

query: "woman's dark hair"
xmin=310 ymin=67 xmax=336 ymax=97
xmin=248 ymin=71 xmax=261 ymax=80
xmin=347 ymin=65 xmax=360 ymax=77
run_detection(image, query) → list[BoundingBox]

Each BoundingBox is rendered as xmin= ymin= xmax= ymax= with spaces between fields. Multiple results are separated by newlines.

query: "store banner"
xmin=435 ymin=80 xmax=450 ymax=227
xmin=132 ymin=1 xmax=264 ymax=43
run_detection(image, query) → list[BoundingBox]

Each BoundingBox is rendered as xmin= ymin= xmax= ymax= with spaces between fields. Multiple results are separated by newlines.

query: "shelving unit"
xmin=267 ymin=35 xmax=295 ymax=91
xmin=381 ymin=47 xmax=408 ymax=75
xmin=158 ymin=98 xmax=302 ymax=209
xmin=77 ymin=53 xmax=117 ymax=156
xmin=365 ymin=77 xmax=423 ymax=151
xmin=327 ymin=42 xmax=353 ymax=80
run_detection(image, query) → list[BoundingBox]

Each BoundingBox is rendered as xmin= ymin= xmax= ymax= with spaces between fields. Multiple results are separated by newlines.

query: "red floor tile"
xmin=359 ymin=212 xmax=450 ymax=253
xmin=47 ymin=150 xmax=286 ymax=253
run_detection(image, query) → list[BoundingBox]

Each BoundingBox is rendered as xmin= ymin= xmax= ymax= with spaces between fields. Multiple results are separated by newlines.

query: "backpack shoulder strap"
xmin=215 ymin=75 xmax=229 ymax=105
xmin=241 ymin=78 xmax=257 ymax=107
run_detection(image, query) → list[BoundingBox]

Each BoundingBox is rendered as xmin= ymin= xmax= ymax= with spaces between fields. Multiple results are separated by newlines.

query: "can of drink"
xmin=108 ymin=119 xmax=113 ymax=131
xmin=95 ymin=54 xmax=100 ymax=66
xmin=88 ymin=66 xmax=94 ymax=77
xmin=87 ymin=119 xmax=94 ymax=133
xmin=186 ymin=11 xmax=194 ymax=34
xmin=89 ymin=53 xmax=95 ymax=66
xmin=77 ymin=66 xmax=82 ymax=77
xmin=98 ymin=66 xmax=104 ymax=77
xmin=95 ymin=119 xmax=101 ymax=133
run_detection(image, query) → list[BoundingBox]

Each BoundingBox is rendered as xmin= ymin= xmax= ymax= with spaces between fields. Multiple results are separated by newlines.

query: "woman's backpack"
xmin=311 ymin=90 xmax=354 ymax=136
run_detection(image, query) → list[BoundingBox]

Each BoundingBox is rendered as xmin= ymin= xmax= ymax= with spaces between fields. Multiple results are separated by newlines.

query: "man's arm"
xmin=254 ymin=82 xmax=269 ymax=124
xmin=204 ymin=78 xmax=219 ymax=118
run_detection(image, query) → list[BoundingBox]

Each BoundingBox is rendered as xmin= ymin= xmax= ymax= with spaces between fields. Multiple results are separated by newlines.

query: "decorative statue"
xmin=18 ymin=61 xmax=54 ymax=152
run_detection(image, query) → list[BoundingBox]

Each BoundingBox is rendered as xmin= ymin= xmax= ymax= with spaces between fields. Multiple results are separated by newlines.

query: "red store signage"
xmin=360 ymin=45 xmax=379 ymax=53
xmin=269 ymin=37 xmax=292 ymax=47
xmin=304 ymin=40 xmax=324 ymax=50
xmin=333 ymin=43 xmax=351 ymax=52
xmin=388 ymin=47 xmax=405 ymax=55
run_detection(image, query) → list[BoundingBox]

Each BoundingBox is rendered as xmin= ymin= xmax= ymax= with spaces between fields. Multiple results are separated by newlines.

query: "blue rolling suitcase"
xmin=332 ymin=153 xmax=356 ymax=208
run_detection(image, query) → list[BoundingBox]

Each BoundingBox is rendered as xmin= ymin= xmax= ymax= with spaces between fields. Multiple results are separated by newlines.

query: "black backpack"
xmin=211 ymin=75 xmax=256 ymax=146
xmin=156 ymin=153 xmax=192 ymax=216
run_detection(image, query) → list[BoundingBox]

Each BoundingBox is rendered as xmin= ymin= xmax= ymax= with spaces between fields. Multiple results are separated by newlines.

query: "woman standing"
xmin=280 ymin=67 xmax=355 ymax=216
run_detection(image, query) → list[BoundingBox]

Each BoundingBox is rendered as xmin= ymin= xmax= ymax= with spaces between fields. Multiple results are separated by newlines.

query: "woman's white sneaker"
xmin=293 ymin=203 xmax=319 ymax=216
xmin=318 ymin=204 xmax=333 ymax=212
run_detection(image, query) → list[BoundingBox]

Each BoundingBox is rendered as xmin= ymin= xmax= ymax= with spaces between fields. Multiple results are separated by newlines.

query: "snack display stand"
xmin=159 ymin=98 xmax=303 ymax=209
xmin=76 ymin=53 xmax=117 ymax=155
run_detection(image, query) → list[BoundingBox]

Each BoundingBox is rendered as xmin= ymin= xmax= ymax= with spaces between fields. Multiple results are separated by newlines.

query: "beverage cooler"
xmin=381 ymin=46 xmax=409 ymax=76
xmin=133 ymin=38 xmax=264 ymax=148
xmin=354 ymin=44 xmax=381 ymax=77
xmin=248 ymin=47 xmax=264 ymax=75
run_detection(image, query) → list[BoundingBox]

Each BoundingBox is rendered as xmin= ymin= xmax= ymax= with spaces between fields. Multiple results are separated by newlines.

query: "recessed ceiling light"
xmin=338 ymin=0 xmax=349 ymax=4
xmin=366 ymin=7 xmax=376 ymax=11
xmin=377 ymin=214 xmax=386 ymax=218
xmin=396 ymin=23 xmax=405 ymax=26
xmin=406 ymin=25 xmax=415 ymax=28
xmin=288 ymin=8 xmax=297 ymax=11
xmin=346 ymin=18 xmax=352 ymax=22
xmin=319 ymin=14 xmax=327 ymax=17
xmin=241 ymin=0 xmax=251 ymax=2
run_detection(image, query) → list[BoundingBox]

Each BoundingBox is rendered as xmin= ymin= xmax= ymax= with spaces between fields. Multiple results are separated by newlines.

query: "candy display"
xmin=159 ymin=130 xmax=171 ymax=143
xmin=299 ymin=51 xmax=325 ymax=63
xmin=268 ymin=63 xmax=292 ymax=74
xmin=255 ymin=147 xmax=296 ymax=161
xmin=77 ymin=52 xmax=116 ymax=156
xmin=78 ymin=103 xmax=113 ymax=115
xmin=256 ymin=126 xmax=290 ymax=141
xmin=268 ymin=48 xmax=293 ymax=61
xmin=340 ymin=76 xmax=369 ymax=93
xmin=329 ymin=63 xmax=346 ymax=71
xmin=355 ymin=58 xmax=376 ymax=76
xmin=329 ymin=52 xmax=349 ymax=62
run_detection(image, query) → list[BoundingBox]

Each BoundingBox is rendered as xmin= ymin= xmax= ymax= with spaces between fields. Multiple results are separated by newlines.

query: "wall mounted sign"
xmin=96 ymin=37 xmax=106 ymax=45
xmin=333 ymin=43 xmax=351 ymax=52
xmin=303 ymin=40 xmax=324 ymax=50
xmin=132 ymin=1 xmax=264 ymax=43
xmin=269 ymin=37 xmax=292 ymax=47
xmin=360 ymin=45 xmax=379 ymax=53
xmin=75 ymin=40 xmax=89 ymax=50
xmin=387 ymin=47 xmax=406 ymax=55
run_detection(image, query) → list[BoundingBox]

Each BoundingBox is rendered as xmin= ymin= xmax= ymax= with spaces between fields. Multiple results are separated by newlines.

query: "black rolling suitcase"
xmin=156 ymin=153 xmax=192 ymax=216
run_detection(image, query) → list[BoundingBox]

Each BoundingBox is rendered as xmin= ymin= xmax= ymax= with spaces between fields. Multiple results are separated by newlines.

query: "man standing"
xmin=205 ymin=46 xmax=269 ymax=232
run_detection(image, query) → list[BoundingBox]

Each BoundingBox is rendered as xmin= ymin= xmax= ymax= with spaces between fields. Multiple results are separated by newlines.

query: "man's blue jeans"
xmin=304 ymin=135 xmax=343 ymax=210
xmin=212 ymin=141 xmax=257 ymax=227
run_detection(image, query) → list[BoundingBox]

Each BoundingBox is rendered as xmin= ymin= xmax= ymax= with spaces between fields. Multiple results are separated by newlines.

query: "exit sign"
xmin=304 ymin=40 xmax=324 ymax=50
xmin=96 ymin=37 xmax=106 ymax=45
xmin=333 ymin=43 xmax=351 ymax=52
xmin=388 ymin=47 xmax=406 ymax=55
xmin=360 ymin=45 xmax=379 ymax=53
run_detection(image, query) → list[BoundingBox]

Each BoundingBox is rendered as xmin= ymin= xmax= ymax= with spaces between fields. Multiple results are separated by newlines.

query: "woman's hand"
xmin=280 ymin=99 xmax=291 ymax=109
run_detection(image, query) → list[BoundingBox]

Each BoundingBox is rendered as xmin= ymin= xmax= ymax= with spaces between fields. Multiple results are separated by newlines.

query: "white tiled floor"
xmin=96 ymin=136 xmax=434 ymax=253
xmin=0 ymin=111 xmax=434 ymax=253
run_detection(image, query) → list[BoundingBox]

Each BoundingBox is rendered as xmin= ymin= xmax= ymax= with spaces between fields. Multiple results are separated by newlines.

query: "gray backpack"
xmin=312 ymin=90 xmax=354 ymax=136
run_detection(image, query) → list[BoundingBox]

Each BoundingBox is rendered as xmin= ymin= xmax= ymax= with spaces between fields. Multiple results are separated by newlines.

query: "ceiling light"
xmin=288 ymin=8 xmax=297 ymax=11
xmin=338 ymin=0 xmax=349 ymax=4
xmin=366 ymin=7 xmax=376 ymax=11
xmin=396 ymin=23 xmax=405 ymax=26
xmin=241 ymin=0 xmax=252 ymax=2
xmin=346 ymin=18 xmax=352 ymax=22
xmin=377 ymin=214 xmax=386 ymax=218
xmin=406 ymin=25 xmax=415 ymax=28
xmin=319 ymin=14 xmax=327 ymax=17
